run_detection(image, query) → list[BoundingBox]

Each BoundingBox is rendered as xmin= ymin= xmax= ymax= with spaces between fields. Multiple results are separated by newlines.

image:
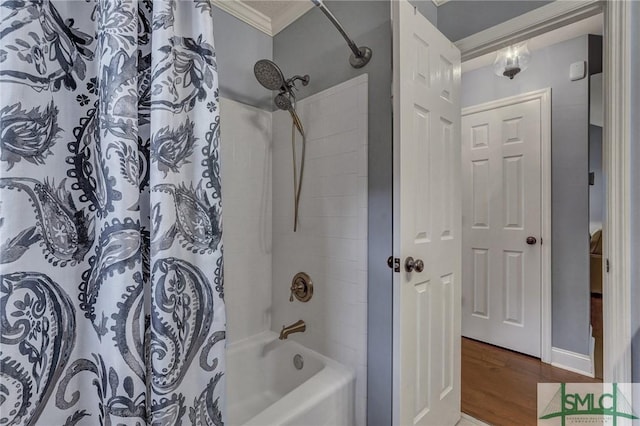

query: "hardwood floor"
xmin=461 ymin=338 xmax=600 ymax=426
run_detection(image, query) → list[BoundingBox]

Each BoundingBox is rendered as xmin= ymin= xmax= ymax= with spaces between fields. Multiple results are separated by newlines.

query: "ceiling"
xmin=242 ymin=0 xmax=298 ymax=18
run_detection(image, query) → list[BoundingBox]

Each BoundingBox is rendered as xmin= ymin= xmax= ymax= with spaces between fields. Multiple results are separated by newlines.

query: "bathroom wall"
xmin=273 ymin=5 xmax=392 ymax=424
xmin=220 ymin=98 xmax=273 ymax=343
xmin=462 ymin=35 xmax=591 ymax=356
xmin=271 ymin=75 xmax=368 ymax=426
xmin=212 ymin=6 xmax=273 ymax=110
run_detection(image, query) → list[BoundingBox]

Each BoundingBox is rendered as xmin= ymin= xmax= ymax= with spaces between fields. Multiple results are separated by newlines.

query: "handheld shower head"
xmin=254 ymin=59 xmax=285 ymax=91
xmin=274 ymin=92 xmax=292 ymax=111
xmin=275 ymin=92 xmax=305 ymax=136
xmin=273 ymin=92 xmax=293 ymax=111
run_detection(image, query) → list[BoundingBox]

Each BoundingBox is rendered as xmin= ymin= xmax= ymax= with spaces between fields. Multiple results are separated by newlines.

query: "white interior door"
xmin=461 ymin=90 xmax=550 ymax=358
xmin=392 ymin=1 xmax=461 ymax=424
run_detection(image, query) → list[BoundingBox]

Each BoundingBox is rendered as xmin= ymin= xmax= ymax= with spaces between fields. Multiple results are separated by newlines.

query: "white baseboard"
xmin=550 ymin=347 xmax=595 ymax=378
xmin=459 ymin=413 xmax=492 ymax=426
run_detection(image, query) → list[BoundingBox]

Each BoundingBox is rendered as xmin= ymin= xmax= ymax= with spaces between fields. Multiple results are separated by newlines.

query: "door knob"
xmin=405 ymin=257 xmax=425 ymax=273
xmin=526 ymin=236 xmax=537 ymax=245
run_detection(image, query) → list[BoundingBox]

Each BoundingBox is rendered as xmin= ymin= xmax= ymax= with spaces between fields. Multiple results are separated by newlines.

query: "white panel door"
xmin=461 ymin=91 xmax=548 ymax=358
xmin=392 ymin=1 xmax=461 ymax=425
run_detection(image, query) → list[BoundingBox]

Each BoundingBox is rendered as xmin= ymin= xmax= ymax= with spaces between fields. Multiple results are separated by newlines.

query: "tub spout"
xmin=279 ymin=320 xmax=306 ymax=340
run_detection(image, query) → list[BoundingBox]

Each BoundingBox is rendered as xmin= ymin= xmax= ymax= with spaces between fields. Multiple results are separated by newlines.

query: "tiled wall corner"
xmin=271 ymin=75 xmax=369 ymax=426
xmin=220 ymin=98 xmax=273 ymax=343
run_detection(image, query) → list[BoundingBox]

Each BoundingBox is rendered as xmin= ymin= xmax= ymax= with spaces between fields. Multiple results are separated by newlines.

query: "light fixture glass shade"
xmin=493 ymin=42 xmax=531 ymax=79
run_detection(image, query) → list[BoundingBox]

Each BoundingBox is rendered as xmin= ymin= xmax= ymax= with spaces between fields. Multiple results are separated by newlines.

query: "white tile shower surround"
xmin=271 ymin=74 xmax=369 ymax=426
xmin=219 ymin=98 xmax=273 ymax=343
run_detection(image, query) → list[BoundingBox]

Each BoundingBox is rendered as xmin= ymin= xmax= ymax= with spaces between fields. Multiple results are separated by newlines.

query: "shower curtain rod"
xmin=310 ymin=0 xmax=372 ymax=68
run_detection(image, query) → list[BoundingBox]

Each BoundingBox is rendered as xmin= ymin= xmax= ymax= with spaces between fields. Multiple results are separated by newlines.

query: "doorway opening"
xmin=459 ymin=13 xmax=605 ymax=425
xmin=391 ymin=0 xmax=633 ymax=424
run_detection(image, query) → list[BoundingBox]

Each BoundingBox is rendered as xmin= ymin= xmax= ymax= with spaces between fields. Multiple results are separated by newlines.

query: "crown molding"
xmin=212 ymin=0 xmax=313 ymax=37
xmin=455 ymin=0 xmax=603 ymax=61
xmin=432 ymin=0 xmax=450 ymax=6
xmin=271 ymin=2 xmax=315 ymax=35
xmin=213 ymin=0 xmax=271 ymax=35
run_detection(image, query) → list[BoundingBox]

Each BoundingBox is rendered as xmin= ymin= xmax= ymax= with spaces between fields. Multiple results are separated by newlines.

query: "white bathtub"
xmin=226 ymin=331 xmax=355 ymax=426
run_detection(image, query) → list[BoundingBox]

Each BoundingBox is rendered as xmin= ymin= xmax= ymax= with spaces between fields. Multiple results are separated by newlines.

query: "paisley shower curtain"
xmin=0 ymin=1 xmax=225 ymax=424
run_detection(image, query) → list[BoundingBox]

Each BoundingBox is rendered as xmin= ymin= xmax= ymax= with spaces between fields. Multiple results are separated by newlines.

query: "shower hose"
xmin=290 ymin=109 xmax=306 ymax=232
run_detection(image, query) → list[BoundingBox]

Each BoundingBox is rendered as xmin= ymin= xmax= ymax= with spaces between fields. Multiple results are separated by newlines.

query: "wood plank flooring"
xmin=461 ymin=337 xmax=600 ymax=426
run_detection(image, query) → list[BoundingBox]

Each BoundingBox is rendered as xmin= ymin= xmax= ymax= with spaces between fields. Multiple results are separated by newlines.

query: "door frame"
xmin=461 ymin=88 xmax=552 ymax=364
xmin=389 ymin=1 xmax=633 ymax=422
xmin=454 ymin=0 xmax=633 ymax=384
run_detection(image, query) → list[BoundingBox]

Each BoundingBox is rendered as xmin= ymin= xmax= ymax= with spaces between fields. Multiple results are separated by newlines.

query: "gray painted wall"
xmin=437 ymin=1 xmax=553 ymax=42
xmin=462 ymin=36 xmax=592 ymax=355
xmin=273 ymin=3 xmax=393 ymax=425
xmin=631 ymin=0 xmax=640 ymax=384
xmin=212 ymin=6 xmax=273 ymax=110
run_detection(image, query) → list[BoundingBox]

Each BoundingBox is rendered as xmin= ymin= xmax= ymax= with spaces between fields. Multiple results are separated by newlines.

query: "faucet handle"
xmin=289 ymin=280 xmax=303 ymax=302
xmin=289 ymin=272 xmax=313 ymax=303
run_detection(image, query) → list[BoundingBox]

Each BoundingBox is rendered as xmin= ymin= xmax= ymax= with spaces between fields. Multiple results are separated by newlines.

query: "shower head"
xmin=275 ymin=92 xmax=305 ymax=136
xmin=274 ymin=92 xmax=292 ymax=111
xmin=255 ymin=60 xmax=310 ymax=93
xmin=254 ymin=60 xmax=308 ymax=136
xmin=254 ymin=59 xmax=285 ymax=91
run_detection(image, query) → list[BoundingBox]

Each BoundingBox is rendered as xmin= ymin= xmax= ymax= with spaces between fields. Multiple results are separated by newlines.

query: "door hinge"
xmin=387 ymin=256 xmax=401 ymax=273
xmin=606 ymin=258 xmax=610 ymax=273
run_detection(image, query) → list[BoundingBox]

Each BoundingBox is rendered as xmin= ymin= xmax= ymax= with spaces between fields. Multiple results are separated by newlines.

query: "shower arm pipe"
xmin=287 ymin=75 xmax=310 ymax=88
xmin=310 ymin=0 xmax=372 ymax=69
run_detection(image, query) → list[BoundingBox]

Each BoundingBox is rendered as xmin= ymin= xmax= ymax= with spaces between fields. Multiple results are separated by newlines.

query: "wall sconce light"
xmin=493 ymin=42 xmax=531 ymax=79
